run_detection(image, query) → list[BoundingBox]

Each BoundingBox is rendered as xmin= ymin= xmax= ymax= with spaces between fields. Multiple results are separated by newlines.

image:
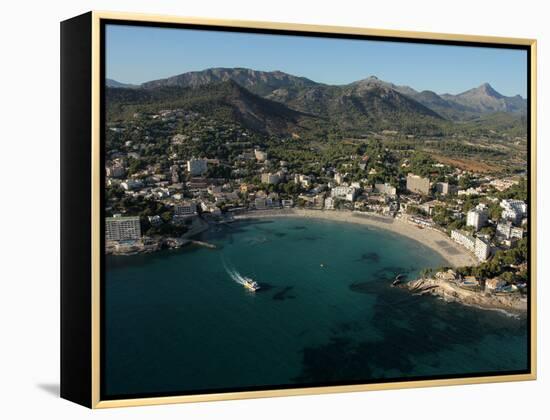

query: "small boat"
xmin=242 ymin=278 xmax=260 ymax=292
xmin=320 ymin=263 xmax=325 ymax=268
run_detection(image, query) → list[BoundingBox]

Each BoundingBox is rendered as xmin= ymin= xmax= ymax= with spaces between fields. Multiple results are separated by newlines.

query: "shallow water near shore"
xmin=104 ymin=217 xmax=528 ymax=397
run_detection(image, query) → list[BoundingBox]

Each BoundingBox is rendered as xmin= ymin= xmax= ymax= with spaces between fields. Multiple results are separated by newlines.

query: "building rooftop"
xmin=106 ymin=215 xmax=140 ymax=221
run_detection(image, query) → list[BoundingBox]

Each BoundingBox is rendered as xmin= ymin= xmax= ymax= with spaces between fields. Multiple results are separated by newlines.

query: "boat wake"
xmin=222 ymin=258 xmax=255 ymax=287
xmin=226 ymin=266 xmax=249 ymax=286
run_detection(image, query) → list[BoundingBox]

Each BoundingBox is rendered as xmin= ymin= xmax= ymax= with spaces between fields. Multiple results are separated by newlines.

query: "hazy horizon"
xmin=106 ymin=24 xmax=528 ymax=97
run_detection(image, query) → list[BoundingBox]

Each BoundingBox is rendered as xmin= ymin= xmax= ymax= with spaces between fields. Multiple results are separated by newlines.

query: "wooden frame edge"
xmin=91 ymin=10 xmax=101 ymax=409
xmin=529 ymin=39 xmax=537 ymax=381
xmin=93 ymin=373 xmax=536 ymax=409
xmin=92 ymin=10 xmax=536 ymax=45
xmin=88 ymin=11 xmax=537 ymax=409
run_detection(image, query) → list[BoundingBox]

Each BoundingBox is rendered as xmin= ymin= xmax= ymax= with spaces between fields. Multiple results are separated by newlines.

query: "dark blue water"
xmin=104 ymin=218 xmax=528 ymax=397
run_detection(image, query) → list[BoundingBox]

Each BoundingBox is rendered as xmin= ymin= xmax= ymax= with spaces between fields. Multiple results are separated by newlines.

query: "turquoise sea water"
xmin=104 ymin=217 xmax=528 ymax=397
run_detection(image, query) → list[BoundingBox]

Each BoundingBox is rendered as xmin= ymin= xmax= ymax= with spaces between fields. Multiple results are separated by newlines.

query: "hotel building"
xmin=500 ymin=199 xmax=527 ymax=224
xmin=105 ymin=215 xmax=141 ymax=242
xmin=261 ymin=172 xmax=281 ymax=185
xmin=466 ymin=204 xmax=488 ymax=231
xmin=331 ymin=186 xmax=357 ymax=202
xmin=435 ymin=182 xmax=456 ymax=196
xmin=174 ymin=201 xmax=197 ymax=216
xmin=474 ymin=237 xmax=491 ymax=261
xmin=406 ymin=173 xmax=431 ymax=195
xmin=496 ymin=221 xmax=524 ymax=240
xmin=451 ymin=230 xmax=491 ymax=261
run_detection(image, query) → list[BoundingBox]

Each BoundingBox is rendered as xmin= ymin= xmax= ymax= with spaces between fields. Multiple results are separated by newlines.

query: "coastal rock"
xmin=404 ymin=277 xmax=527 ymax=312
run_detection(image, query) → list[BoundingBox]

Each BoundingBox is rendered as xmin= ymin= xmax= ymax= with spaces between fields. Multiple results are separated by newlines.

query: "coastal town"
xmin=104 ymin=106 xmax=529 ymax=311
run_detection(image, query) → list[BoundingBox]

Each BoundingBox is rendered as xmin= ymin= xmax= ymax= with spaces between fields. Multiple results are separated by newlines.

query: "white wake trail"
xmin=222 ymin=257 xmax=248 ymax=285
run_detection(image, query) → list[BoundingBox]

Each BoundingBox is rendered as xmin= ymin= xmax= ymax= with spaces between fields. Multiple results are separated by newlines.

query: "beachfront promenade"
xmin=234 ymin=209 xmax=477 ymax=268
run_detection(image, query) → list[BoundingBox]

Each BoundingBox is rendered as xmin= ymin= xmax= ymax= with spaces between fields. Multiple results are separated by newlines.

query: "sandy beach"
xmin=234 ymin=209 xmax=477 ymax=268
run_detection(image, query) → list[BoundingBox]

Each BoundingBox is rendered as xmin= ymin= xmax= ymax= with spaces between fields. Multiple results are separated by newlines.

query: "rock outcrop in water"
xmin=403 ymin=277 xmax=527 ymax=312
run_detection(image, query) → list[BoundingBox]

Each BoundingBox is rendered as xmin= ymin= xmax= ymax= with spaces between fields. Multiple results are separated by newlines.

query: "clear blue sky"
xmin=106 ymin=24 xmax=527 ymax=97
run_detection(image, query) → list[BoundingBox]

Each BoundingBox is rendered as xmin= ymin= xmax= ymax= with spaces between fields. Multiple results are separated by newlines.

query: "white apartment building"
xmin=500 ymin=199 xmax=527 ymax=215
xmin=475 ymin=237 xmax=491 ymax=261
xmin=406 ymin=173 xmax=431 ymax=195
xmin=451 ymin=230 xmax=491 ymax=261
xmin=466 ymin=204 xmax=488 ymax=231
xmin=500 ymin=199 xmax=527 ymax=224
xmin=496 ymin=221 xmax=523 ymax=240
xmin=261 ymin=172 xmax=281 ymax=185
xmin=324 ymin=196 xmax=335 ymax=210
xmin=374 ymin=183 xmax=397 ymax=196
xmin=451 ymin=229 xmax=476 ymax=252
xmin=435 ymin=182 xmax=456 ymax=196
xmin=186 ymin=158 xmax=208 ymax=176
xmin=496 ymin=221 xmax=513 ymax=238
xmin=105 ymin=215 xmax=141 ymax=242
xmin=331 ymin=186 xmax=357 ymax=202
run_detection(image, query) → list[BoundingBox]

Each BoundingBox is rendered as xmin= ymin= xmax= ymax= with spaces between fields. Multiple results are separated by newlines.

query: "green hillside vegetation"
xmin=106 ymin=68 xmax=527 ymax=167
xmin=107 ymin=81 xmax=323 ymax=136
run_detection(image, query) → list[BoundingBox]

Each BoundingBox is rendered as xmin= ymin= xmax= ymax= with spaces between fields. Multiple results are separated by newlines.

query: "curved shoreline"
xmin=233 ymin=209 xmax=477 ymax=268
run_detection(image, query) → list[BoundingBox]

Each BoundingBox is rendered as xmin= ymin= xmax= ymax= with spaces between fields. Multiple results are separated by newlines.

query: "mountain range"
xmin=106 ymin=68 xmax=527 ymax=136
xmin=106 ymin=78 xmax=138 ymax=89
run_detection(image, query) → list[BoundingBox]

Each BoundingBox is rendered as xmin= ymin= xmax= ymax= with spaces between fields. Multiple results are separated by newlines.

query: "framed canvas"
xmin=60 ymin=11 xmax=537 ymax=408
